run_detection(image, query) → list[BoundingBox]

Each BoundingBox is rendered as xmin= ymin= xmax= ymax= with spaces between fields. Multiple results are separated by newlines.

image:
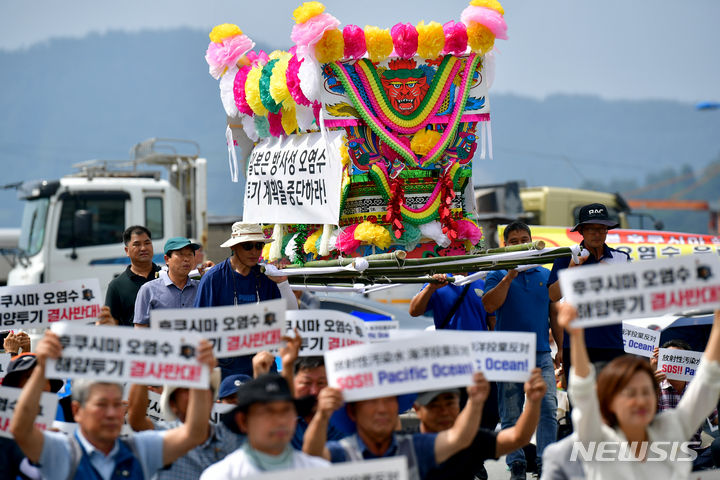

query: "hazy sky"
xmin=1 ymin=0 xmax=718 ymax=103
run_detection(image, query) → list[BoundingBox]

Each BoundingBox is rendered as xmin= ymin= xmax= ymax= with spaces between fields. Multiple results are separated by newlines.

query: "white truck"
xmin=7 ymin=138 xmax=207 ymax=292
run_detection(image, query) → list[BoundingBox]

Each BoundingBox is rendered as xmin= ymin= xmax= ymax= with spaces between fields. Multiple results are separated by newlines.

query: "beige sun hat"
xmin=220 ymin=222 xmax=274 ymax=248
xmin=160 ymin=367 xmax=222 ymax=421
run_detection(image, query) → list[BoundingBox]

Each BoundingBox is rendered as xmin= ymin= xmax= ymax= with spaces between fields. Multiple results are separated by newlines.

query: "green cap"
xmin=163 ymin=237 xmax=201 ymax=255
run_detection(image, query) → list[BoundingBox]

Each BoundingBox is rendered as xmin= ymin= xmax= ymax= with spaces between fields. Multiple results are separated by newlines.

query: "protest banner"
xmin=0 ymin=386 xmax=58 ymax=439
xmin=150 ymin=299 xmax=285 ymax=359
xmin=325 ymin=330 xmax=535 ymax=402
xmin=46 ymin=322 xmax=209 ymax=388
xmin=558 ymin=255 xmax=720 ymax=327
xmin=0 ymin=279 xmax=102 ymax=329
xmin=238 ymin=457 xmax=407 ymax=480
xmin=243 ymin=131 xmax=344 ymax=225
xmin=656 ymin=347 xmax=703 ymax=382
xmin=286 ymin=310 xmax=366 ymax=355
xmin=621 ymin=322 xmax=661 ymax=358
xmin=366 ymin=320 xmax=400 ymax=343
xmin=0 ymin=353 xmax=10 ymax=381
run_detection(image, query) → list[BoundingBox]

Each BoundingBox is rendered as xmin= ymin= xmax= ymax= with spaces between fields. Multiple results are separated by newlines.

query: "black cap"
xmin=220 ymin=374 xmax=315 ymax=434
xmin=571 ymin=203 xmax=620 ymax=232
xmin=1 ymin=353 xmax=64 ymax=393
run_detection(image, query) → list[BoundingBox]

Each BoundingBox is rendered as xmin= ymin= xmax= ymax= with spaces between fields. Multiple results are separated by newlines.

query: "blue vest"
xmin=69 ymin=431 xmax=145 ymax=480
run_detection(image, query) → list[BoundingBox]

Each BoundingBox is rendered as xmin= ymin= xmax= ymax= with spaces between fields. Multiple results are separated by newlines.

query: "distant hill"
xmin=2 ymin=29 xmax=719 ymax=233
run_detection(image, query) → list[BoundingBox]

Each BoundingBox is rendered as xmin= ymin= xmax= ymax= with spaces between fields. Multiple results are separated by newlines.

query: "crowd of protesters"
xmin=1 ymin=208 xmax=719 ymax=479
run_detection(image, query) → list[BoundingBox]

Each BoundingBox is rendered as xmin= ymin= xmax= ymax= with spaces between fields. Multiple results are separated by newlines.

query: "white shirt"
xmin=200 ymin=444 xmax=328 ymax=479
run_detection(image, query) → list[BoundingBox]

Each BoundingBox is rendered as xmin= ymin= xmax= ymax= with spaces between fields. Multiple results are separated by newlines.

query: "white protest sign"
xmin=621 ymin=322 xmax=661 ymax=358
xmin=239 ymin=457 xmax=407 ymax=480
xmin=243 ymin=131 xmax=344 ymax=225
xmin=150 ymin=300 xmax=286 ymax=359
xmin=0 ymin=279 xmax=103 ymax=329
xmin=0 ymin=386 xmax=58 ymax=439
xmin=0 ymin=353 xmax=10 ymax=381
xmin=51 ymin=421 xmax=133 ymax=437
xmin=46 ymin=322 xmax=209 ymax=388
xmin=325 ymin=331 xmax=535 ymax=402
xmin=366 ymin=320 xmax=400 ymax=343
xmin=210 ymin=402 xmax=235 ymax=424
xmin=657 ymin=347 xmax=703 ymax=381
xmin=559 ymin=255 xmax=720 ymax=327
xmin=286 ymin=310 xmax=366 ymax=356
xmin=688 ymin=470 xmax=720 ymax=480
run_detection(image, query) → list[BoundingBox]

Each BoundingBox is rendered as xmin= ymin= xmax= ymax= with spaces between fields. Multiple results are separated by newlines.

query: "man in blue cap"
xmin=134 ymin=237 xmax=201 ymax=328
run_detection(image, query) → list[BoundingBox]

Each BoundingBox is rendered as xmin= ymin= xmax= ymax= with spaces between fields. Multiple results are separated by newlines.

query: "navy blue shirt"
xmin=548 ymin=242 xmax=630 ymax=349
xmin=484 ymin=267 xmax=551 ymax=352
xmin=194 ymin=258 xmax=281 ymax=377
xmin=425 ymin=278 xmax=489 ymax=331
xmin=291 ymin=416 xmax=347 ymax=450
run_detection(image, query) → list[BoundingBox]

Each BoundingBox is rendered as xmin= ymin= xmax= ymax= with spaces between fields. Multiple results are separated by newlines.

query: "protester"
xmin=651 ymin=342 xmax=720 ymax=471
xmin=3 ymin=330 xmax=32 ymax=356
xmin=410 ymin=367 xmax=547 ymax=480
xmin=134 ymin=236 xmax=201 ymax=328
xmin=547 ymin=204 xmax=630 ymax=381
xmin=540 ymin=433 xmax=586 ymax=480
xmin=482 ymin=221 xmax=559 ymax=478
xmin=194 ymin=222 xmax=297 ymax=377
xmin=103 ymin=225 xmax=162 ymax=326
xmin=200 ymin=374 xmax=327 ymax=477
xmin=10 ymin=331 xmax=215 ymax=480
xmin=126 ymin=369 xmax=244 ymax=480
xmin=558 ymin=303 xmax=720 ymax=479
xmin=303 ymin=372 xmax=490 ymax=480
xmin=217 ymin=374 xmax=252 ymax=404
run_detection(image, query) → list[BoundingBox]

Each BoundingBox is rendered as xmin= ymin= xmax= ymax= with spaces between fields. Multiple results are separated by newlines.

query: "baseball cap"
xmin=2 ymin=353 xmax=64 ymax=393
xmin=218 ymin=374 xmax=252 ymax=400
xmin=571 ymin=203 xmax=620 ymax=232
xmin=414 ymin=389 xmax=461 ymax=406
xmin=163 ymin=237 xmax=201 ymax=255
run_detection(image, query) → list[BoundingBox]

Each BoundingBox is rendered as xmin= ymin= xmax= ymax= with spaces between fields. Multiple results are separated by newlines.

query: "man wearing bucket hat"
xmin=547 ymin=203 xmax=629 ymax=386
xmin=200 ymin=374 xmax=328 ymax=477
xmin=126 ymin=369 xmax=245 ymax=480
xmin=194 ymin=222 xmax=297 ymax=378
xmin=134 ymin=236 xmax=201 ymax=327
xmin=302 ymin=371 xmax=490 ymax=480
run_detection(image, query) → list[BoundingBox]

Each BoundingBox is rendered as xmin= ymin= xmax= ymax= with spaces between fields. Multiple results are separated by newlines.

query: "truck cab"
xmin=519 ymin=186 xmax=629 ymax=228
xmin=8 ymin=138 xmax=207 ymax=292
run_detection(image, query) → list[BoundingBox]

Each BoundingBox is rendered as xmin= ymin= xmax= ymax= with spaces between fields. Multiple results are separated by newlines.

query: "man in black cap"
xmin=547 ymin=203 xmax=630 ymax=382
xmin=200 ymin=374 xmax=327 ymax=477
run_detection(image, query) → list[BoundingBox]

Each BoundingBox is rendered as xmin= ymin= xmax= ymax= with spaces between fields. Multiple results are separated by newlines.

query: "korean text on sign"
xmin=243 ymin=131 xmax=343 ymax=225
xmin=150 ymin=299 xmax=285 ymax=358
xmin=238 ymin=457 xmax=408 ymax=480
xmin=0 ymin=386 xmax=58 ymax=439
xmin=0 ymin=278 xmax=102 ymax=329
xmin=46 ymin=322 xmax=209 ymax=388
xmin=366 ymin=320 xmax=400 ymax=343
xmin=286 ymin=309 xmax=366 ymax=356
xmin=559 ymin=255 xmax=720 ymax=327
xmin=621 ymin=322 xmax=661 ymax=358
xmin=325 ymin=330 xmax=536 ymax=402
xmin=656 ymin=347 xmax=703 ymax=382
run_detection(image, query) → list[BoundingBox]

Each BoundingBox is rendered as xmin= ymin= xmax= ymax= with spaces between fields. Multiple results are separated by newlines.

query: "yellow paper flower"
xmin=354 ymin=221 xmax=391 ymax=249
xmin=209 ymin=24 xmax=243 ymax=43
xmin=304 ymin=228 xmax=323 ymax=256
xmin=416 ymin=21 xmax=445 ymax=59
xmin=315 ymin=29 xmax=344 ymax=63
xmin=245 ymin=65 xmax=268 ymax=116
xmin=262 ymin=242 xmax=272 ymax=259
xmin=470 ymin=0 xmax=504 ymax=15
xmin=364 ymin=26 xmax=393 ymax=63
xmin=270 ymin=54 xmax=292 ymax=106
xmin=281 ymin=101 xmax=299 ymax=134
xmin=293 ymin=1 xmax=325 ymax=24
xmin=467 ymin=22 xmax=496 ymax=54
xmin=410 ymin=129 xmax=442 ymax=156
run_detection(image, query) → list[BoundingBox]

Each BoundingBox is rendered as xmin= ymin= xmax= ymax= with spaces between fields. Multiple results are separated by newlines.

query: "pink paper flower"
xmin=457 ymin=219 xmax=483 ymax=244
xmin=205 ymin=35 xmax=255 ymax=80
xmin=336 ymin=224 xmax=361 ymax=254
xmin=391 ymin=23 xmax=418 ymax=59
xmin=233 ymin=66 xmax=254 ymax=116
xmin=291 ymin=12 xmax=341 ymax=57
xmin=267 ymin=111 xmax=285 ymax=137
xmin=286 ymin=54 xmax=312 ymax=106
xmin=442 ymin=21 xmax=468 ymax=56
xmin=460 ymin=5 xmax=508 ymax=40
xmin=343 ymin=24 xmax=367 ymax=59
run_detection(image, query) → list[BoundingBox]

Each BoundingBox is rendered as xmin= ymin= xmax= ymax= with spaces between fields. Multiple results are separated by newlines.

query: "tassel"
xmin=319 ymin=224 xmax=333 ymax=256
xmin=269 ymin=224 xmax=284 ymax=261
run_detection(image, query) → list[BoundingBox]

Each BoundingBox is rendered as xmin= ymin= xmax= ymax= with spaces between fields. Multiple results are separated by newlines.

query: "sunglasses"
xmin=239 ymin=242 xmax=265 ymax=251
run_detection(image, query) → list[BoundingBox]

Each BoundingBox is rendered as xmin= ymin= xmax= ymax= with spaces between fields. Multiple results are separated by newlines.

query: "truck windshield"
xmin=18 ymin=198 xmax=49 ymax=257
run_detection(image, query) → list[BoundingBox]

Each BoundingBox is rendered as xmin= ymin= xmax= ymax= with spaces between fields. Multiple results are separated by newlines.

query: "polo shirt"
xmin=327 ymin=432 xmax=437 ymax=480
xmin=105 ymin=263 xmax=161 ymax=326
xmin=425 ymin=278 xmax=488 ymax=331
xmin=548 ymin=242 xmax=630 ymax=349
xmin=484 ymin=267 xmax=551 ymax=352
xmin=38 ymin=428 xmax=165 ymax=480
xmin=291 ymin=416 xmax=347 ymax=450
xmin=133 ymin=271 xmax=199 ymax=326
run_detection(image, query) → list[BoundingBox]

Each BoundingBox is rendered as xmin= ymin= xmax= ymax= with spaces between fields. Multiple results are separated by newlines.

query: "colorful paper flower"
xmin=315 ymin=28 xmax=344 ymax=63
xmin=416 ymin=21 xmax=445 ymax=59
xmin=470 ymin=0 xmax=504 ymax=15
xmin=281 ymin=101 xmax=299 ymax=134
xmin=303 ymin=228 xmax=323 ymax=256
xmin=442 ymin=21 xmax=468 ymax=56
xmin=286 ymin=54 xmax=311 ymax=106
xmin=336 ymin=224 xmax=360 ymax=254
xmin=269 ymin=53 xmax=292 ymax=106
xmin=291 ymin=3 xmax=341 ymax=60
xmin=467 ymin=23 xmax=496 ymax=53
xmin=457 ymin=219 xmax=483 ymax=244
xmin=410 ymin=129 xmax=442 ymax=156
xmin=209 ymin=24 xmax=243 ymax=44
xmin=343 ymin=25 xmax=367 ymax=59
xmin=364 ymin=26 xmax=393 ymax=63
xmin=391 ymin=23 xmax=418 ymax=59
xmin=267 ymin=111 xmax=285 ymax=137
xmin=293 ymin=1 xmax=325 ymax=24
xmin=354 ymin=221 xmax=391 ymax=250
xmin=205 ymin=33 xmax=255 ymax=80
xmin=461 ymin=0 xmax=508 ymax=53
xmin=245 ymin=65 xmax=268 ymax=116
xmin=420 ymin=221 xmax=451 ymax=248
xmin=233 ymin=66 xmax=254 ymax=116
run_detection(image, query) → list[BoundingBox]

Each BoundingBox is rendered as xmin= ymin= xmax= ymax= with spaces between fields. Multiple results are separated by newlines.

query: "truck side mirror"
xmin=654 ymin=220 xmax=664 ymax=231
xmin=74 ymin=210 xmax=93 ymax=241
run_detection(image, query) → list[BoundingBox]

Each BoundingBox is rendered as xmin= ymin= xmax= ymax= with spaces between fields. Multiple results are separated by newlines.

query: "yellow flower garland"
xmin=293 ymin=1 xmax=325 ymax=24
xmin=209 ymin=23 xmax=242 ymax=43
xmin=410 ymin=129 xmax=442 ymax=156
xmin=364 ymin=26 xmax=393 ymax=63
xmin=416 ymin=21 xmax=445 ymax=59
xmin=470 ymin=0 xmax=504 ymax=15
xmin=304 ymin=228 xmax=323 ymax=256
xmin=245 ymin=65 xmax=268 ymax=116
xmin=315 ymin=29 xmax=344 ymax=63
xmin=354 ymin=221 xmax=391 ymax=249
xmin=467 ymin=22 xmax=496 ymax=54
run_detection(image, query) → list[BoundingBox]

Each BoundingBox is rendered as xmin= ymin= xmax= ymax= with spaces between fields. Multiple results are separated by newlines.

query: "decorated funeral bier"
xmin=206 ymin=1 xmax=507 ymax=265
